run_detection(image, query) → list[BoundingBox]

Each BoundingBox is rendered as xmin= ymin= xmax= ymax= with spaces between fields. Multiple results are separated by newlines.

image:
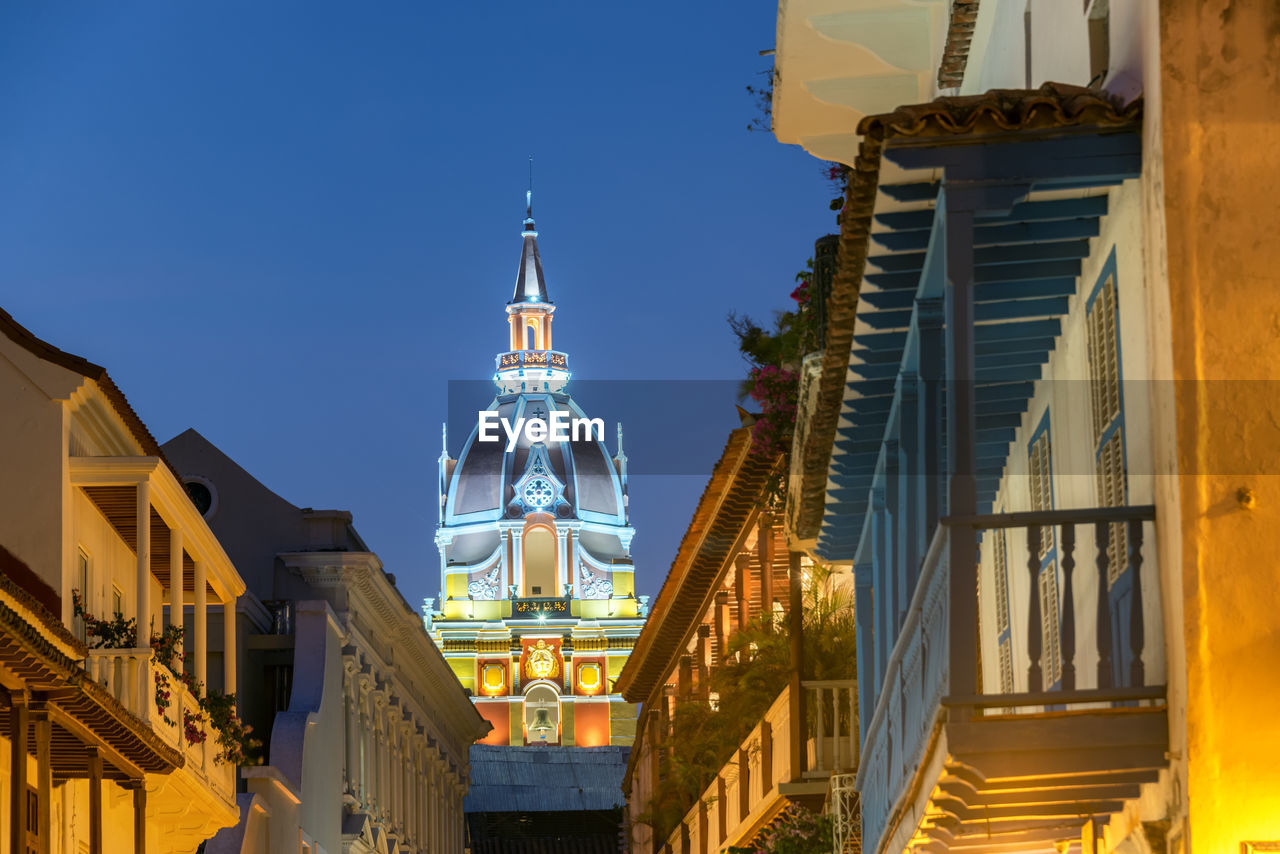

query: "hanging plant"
xmin=183 ymin=710 xmax=207 ymax=745
xmin=73 ymin=590 xmax=262 ymax=765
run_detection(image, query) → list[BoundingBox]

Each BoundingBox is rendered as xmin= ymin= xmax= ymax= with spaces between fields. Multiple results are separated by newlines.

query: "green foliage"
xmin=73 ymin=589 xmax=262 ymax=765
xmin=745 ymin=66 xmax=778 ymax=133
xmin=72 ymin=589 xmax=138 ymax=649
xmin=727 ymin=261 xmax=818 ymax=379
xmin=756 ymin=806 xmax=834 ymax=854
xmin=639 ymin=566 xmax=856 ymax=840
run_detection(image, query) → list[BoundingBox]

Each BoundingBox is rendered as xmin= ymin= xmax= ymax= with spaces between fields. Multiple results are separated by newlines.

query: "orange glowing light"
xmin=577 ymin=662 xmax=603 ymax=695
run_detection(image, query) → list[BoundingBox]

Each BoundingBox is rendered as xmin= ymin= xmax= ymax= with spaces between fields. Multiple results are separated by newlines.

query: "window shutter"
xmin=1087 ymin=275 xmax=1128 ymax=586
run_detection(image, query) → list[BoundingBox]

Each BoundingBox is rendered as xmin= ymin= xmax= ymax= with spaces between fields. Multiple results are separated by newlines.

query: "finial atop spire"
xmin=511 ymin=166 xmax=551 ymax=305
xmin=523 ymin=156 xmax=536 ymax=233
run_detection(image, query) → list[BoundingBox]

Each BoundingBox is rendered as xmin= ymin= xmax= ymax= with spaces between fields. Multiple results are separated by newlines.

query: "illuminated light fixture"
xmin=577 ymin=662 xmax=603 ymax=695
xmin=481 ymin=663 xmax=506 ymax=696
xmin=537 ymin=611 xmax=547 ymax=622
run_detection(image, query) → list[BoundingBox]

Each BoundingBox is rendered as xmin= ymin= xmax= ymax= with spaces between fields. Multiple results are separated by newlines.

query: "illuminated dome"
xmin=435 ymin=191 xmax=634 ymax=597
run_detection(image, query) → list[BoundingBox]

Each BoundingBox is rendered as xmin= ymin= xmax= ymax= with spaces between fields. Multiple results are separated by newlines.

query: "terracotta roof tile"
xmin=0 ymin=306 xmax=176 ymax=477
xmin=860 ymin=82 xmax=1141 ymax=141
xmin=938 ymin=0 xmax=981 ymax=89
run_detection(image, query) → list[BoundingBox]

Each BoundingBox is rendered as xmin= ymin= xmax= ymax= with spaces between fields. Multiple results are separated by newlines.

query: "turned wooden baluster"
xmin=1095 ymin=520 xmax=1114 ymax=689
xmin=1128 ymin=519 xmax=1146 ymax=687
xmin=1060 ymin=523 xmax=1076 ymax=691
xmin=1025 ymin=525 xmax=1043 ymax=692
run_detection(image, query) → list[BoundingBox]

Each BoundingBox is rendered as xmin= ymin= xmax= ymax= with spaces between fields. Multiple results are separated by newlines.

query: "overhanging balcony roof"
xmin=0 ymin=547 xmax=184 ymax=781
xmin=812 ymin=84 xmax=1143 ymax=562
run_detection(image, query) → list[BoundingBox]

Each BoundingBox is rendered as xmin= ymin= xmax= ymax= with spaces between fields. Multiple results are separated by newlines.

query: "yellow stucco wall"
xmin=1159 ymin=0 xmax=1280 ymax=847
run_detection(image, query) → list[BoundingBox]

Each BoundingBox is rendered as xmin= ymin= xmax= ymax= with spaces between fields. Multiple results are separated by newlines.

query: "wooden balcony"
xmin=664 ymin=680 xmax=858 ymax=854
xmin=857 ymin=506 xmax=1167 ymax=854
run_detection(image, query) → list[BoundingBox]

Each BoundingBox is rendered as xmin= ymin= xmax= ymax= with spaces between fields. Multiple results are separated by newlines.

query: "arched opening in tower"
xmin=523 ymin=524 xmax=557 ymax=596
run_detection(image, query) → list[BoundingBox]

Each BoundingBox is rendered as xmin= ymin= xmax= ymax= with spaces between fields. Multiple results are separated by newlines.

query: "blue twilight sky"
xmin=0 ymin=2 xmax=835 ymax=607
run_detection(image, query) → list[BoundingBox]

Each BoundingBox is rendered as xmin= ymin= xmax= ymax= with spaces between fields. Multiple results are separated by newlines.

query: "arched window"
xmin=522 ymin=524 xmax=557 ymax=597
xmin=526 ymin=321 xmax=539 ymax=350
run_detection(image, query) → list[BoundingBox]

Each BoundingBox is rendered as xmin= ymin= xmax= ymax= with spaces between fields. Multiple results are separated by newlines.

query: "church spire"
xmin=500 ymin=180 xmax=564 ymax=392
xmin=511 ymin=164 xmax=550 ymax=306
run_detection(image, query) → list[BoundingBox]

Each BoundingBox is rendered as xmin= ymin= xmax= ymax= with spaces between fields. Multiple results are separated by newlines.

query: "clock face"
xmin=522 ymin=477 xmax=554 ymax=509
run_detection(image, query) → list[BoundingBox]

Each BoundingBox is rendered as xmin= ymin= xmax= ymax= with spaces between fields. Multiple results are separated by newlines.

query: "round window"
xmin=182 ymin=477 xmax=216 ymax=518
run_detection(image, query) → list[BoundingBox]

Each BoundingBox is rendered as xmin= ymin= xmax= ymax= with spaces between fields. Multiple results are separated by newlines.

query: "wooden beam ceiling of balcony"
xmin=81 ymin=486 xmax=213 ymax=593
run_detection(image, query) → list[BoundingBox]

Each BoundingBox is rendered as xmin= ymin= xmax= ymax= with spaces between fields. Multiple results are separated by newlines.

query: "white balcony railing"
xmin=665 ymin=678 xmax=857 ymax=853
xmin=84 ymin=649 xmax=236 ymax=802
xmin=803 ymin=680 xmax=858 ymax=778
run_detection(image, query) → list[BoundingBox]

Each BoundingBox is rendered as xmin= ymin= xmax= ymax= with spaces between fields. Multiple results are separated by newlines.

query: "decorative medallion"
xmin=523 ymin=639 xmax=561 ymax=681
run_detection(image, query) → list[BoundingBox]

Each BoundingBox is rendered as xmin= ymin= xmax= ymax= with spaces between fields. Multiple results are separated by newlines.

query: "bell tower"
xmin=495 ymin=191 xmax=570 ymax=396
xmin=430 ymin=190 xmax=647 ymax=749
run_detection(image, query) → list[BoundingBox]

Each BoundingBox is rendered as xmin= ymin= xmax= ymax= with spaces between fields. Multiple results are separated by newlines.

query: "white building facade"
xmin=0 ymin=308 xmax=246 ymax=854
xmin=164 ymin=431 xmax=489 ymax=854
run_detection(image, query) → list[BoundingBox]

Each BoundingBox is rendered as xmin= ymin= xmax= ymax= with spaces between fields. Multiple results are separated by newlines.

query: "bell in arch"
xmin=531 ymin=707 xmax=554 ymax=734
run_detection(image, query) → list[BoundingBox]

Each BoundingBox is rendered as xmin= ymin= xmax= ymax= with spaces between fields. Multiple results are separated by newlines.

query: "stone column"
xmin=167 ymin=527 xmax=183 ymax=651
xmin=433 ymin=757 xmax=445 ymax=854
xmin=223 ymin=595 xmax=237 ymax=698
xmin=344 ymin=675 xmax=360 ymax=797
xmin=414 ymin=746 xmax=425 ymax=849
xmin=136 ymin=480 xmax=151 ymax=651
xmin=510 ymin=530 xmax=524 ymax=595
xmin=193 ymin=560 xmax=207 ymax=693
xmin=390 ymin=725 xmax=402 ymax=830
xmin=402 ymin=729 xmax=413 ymax=839
xmin=377 ymin=715 xmax=389 ymax=820
xmin=556 ymin=528 xmax=569 ymax=596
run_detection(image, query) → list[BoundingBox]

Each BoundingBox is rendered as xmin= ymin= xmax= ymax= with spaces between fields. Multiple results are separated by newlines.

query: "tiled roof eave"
xmin=858 ymin=83 xmax=1142 ymax=143
xmin=0 ymin=555 xmax=183 ymax=774
xmin=794 ymin=137 xmax=886 ymax=544
xmin=938 ymin=0 xmax=981 ymax=89
xmin=0 ymin=307 xmax=179 ymax=480
xmin=616 ymin=429 xmax=777 ymax=706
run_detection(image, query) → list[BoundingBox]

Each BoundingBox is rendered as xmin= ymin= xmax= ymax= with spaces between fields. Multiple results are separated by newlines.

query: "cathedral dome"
xmin=444 ymin=393 xmax=626 ymax=530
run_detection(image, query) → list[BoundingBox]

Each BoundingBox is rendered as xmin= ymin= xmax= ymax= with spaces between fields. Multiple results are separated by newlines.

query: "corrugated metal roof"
xmin=464 ymin=745 xmax=629 ymax=813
